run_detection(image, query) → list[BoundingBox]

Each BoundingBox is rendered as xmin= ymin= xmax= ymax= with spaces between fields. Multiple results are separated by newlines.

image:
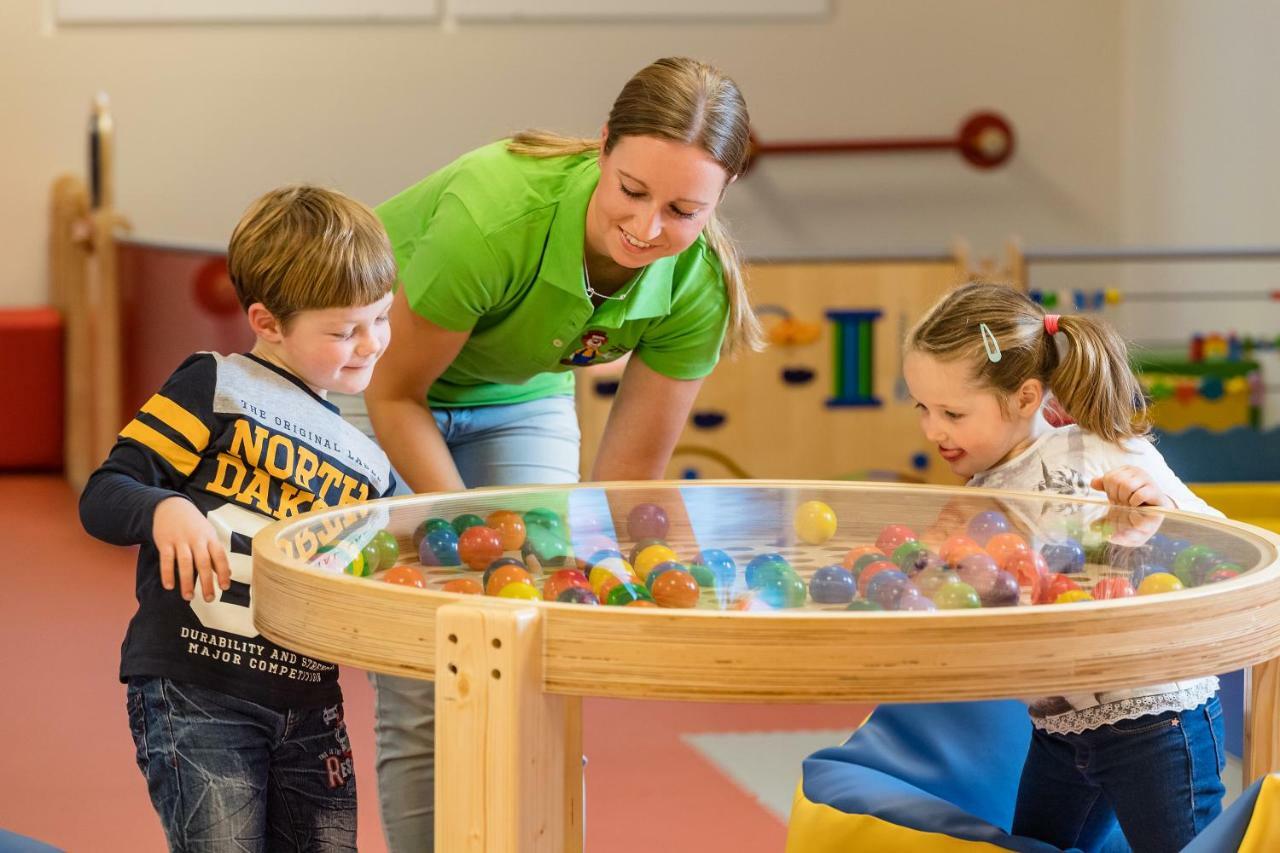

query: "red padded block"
xmin=0 ymin=307 xmax=64 ymax=470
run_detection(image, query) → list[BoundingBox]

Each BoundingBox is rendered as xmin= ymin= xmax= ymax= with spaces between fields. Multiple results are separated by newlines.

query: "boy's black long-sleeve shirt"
xmin=81 ymin=352 xmax=396 ymax=709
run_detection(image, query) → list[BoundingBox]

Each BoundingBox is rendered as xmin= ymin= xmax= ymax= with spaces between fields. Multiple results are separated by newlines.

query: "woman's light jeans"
xmin=332 ymin=392 xmax=581 ymax=852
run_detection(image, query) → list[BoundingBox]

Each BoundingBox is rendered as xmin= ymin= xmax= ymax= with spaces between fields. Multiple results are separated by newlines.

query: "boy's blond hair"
xmin=227 ymin=185 xmax=396 ymax=328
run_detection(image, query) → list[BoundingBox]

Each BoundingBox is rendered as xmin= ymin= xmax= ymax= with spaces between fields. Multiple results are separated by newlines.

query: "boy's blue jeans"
xmin=126 ymin=677 xmax=357 ymax=852
xmin=1013 ymin=695 xmax=1227 ymax=853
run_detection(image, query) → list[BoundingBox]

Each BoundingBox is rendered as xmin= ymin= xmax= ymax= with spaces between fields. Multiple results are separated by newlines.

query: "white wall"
xmin=1 ymin=0 xmax=1125 ymax=306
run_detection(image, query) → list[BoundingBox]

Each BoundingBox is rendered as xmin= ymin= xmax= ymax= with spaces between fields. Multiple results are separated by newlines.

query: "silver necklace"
xmin=583 ymin=257 xmax=628 ymax=301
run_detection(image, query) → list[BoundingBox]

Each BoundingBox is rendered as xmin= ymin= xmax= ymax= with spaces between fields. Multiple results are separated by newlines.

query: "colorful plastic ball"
xmin=857 ymin=561 xmax=900 ymax=597
xmin=458 ymin=525 xmax=504 ymax=571
xmin=645 ymin=561 xmax=687 ymax=590
xmin=1173 ymin=545 xmax=1219 ymax=587
xmin=485 ymin=510 xmax=527 ymax=551
xmin=865 ymin=569 xmax=909 ymax=604
xmin=914 ymin=565 xmax=962 ymax=598
xmin=635 ymin=545 xmax=680 ymax=581
xmin=483 ymin=557 xmax=526 ymax=589
xmin=842 ymin=545 xmax=886 ymax=570
xmin=627 ymin=503 xmax=670 ymax=541
xmin=337 ymin=545 xmax=369 ymax=577
xmin=966 ymin=511 xmax=1010 ymax=546
xmin=361 ymin=541 xmax=383 ymax=574
xmin=932 ymin=581 xmax=982 ymax=610
xmin=418 ymin=528 xmax=460 ymax=567
xmin=523 ymin=507 xmax=565 ymax=534
xmin=442 ymin=577 xmax=483 ymax=595
xmin=372 ymin=530 xmax=400 ymax=570
xmin=625 ymin=599 xmax=659 ymax=608
xmin=809 ymin=565 xmax=856 ymax=604
xmin=985 ymin=533 xmax=1031 ymax=569
xmin=745 ymin=554 xmax=792 ymax=589
xmin=383 ymin=566 xmax=426 ymax=588
xmin=892 ymin=541 xmax=931 ymax=570
xmin=1092 ymin=577 xmax=1135 ymax=600
xmin=894 ymin=589 xmax=937 ymax=611
xmin=869 ymin=574 xmax=915 ymax=610
xmin=413 ymin=517 xmax=452 ymax=550
xmin=845 ymin=599 xmax=884 ymax=612
xmin=629 ymin=538 xmax=668 ymax=565
xmin=940 ymin=535 xmax=982 ymax=565
xmin=1054 ymin=590 xmax=1094 ymax=605
xmin=1041 ymin=540 xmax=1086 ymax=574
xmin=606 ymin=582 xmax=653 ymax=606
xmin=557 ymin=586 xmax=600 ymax=605
xmin=794 ymin=500 xmax=838 ymax=545
xmin=521 ymin=529 xmax=573 ymax=568
xmin=955 ymin=552 xmax=1000 ymax=590
xmin=587 ymin=549 xmax=625 ymax=569
xmin=1137 ymin=573 xmax=1185 ymax=596
xmin=1036 ymin=573 xmax=1082 ymax=605
xmin=486 ymin=565 xmax=533 ymax=597
xmin=451 ymin=513 xmax=486 ymax=535
xmin=498 ymin=582 xmax=542 ymax=601
xmin=688 ymin=562 xmax=717 ymax=588
xmin=595 ymin=576 xmax=622 ymax=601
xmin=542 ymin=569 xmax=590 ymax=602
xmin=875 ymin=524 xmax=917 ymax=555
xmin=651 ymin=569 xmax=701 ymax=608
xmin=1130 ymin=563 xmax=1173 ymax=588
xmin=980 ymin=570 xmax=1021 ymax=607
xmin=590 ymin=557 xmax=636 ymax=584
xmin=692 ymin=549 xmax=737 ymax=583
xmin=758 ymin=573 xmax=808 ymax=609
xmin=850 ymin=552 xmax=888 ymax=580
xmin=1207 ymin=567 xmax=1241 ymax=584
xmin=1148 ymin=535 xmax=1190 ymax=567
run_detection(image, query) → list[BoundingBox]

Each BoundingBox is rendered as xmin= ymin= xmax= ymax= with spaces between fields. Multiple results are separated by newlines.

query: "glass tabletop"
xmin=266 ymin=481 xmax=1274 ymax=615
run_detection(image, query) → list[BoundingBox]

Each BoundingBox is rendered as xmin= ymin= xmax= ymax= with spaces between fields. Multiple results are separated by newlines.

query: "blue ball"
xmin=967 ymin=511 xmax=1010 ymax=546
xmin=865 ymin=569 xmax=910 ymax=604
xmin=745 ymin=553 xmax=790 ymax=589
xmin=1041 ymin=540 xmax=1086 ymax=574
xmin=809 ymin=565 xmax=856 ymax=604
xmin=693 ymin=548 xmax=738 ymax=583
xmin=1147 ymin=535 xmax=1190 ymax=567
xmin=419 ymin=528 xmax=459 ymax=567
xmin=586 ymin=549 xmax=624 ymax=569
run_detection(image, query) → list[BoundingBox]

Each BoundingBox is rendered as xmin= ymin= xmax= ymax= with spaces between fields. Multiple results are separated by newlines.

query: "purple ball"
xmin=557 ymin=586 xmax=600 ymax=605
xmin=809 ymin=565 xmax=856 ymax=604
xmin=1041 ymin=540 xmax=1086 ymax=574
xmin=980 ymin=570 xmax=1021 ymax=607
xmin=866 ymin=570 xmax=910 ymax=606
xmin=967 ymin=511 xmax=1011 ymax=546
xmin=872 ymin=576 xmax=916 ymax=610
xmin=955 ymin=553 xmax=1000 ymax=594
xmin=895 ymin=589 xmax=937 ymax=611
xmin=627 ymin=503 xmax=670 ymax=541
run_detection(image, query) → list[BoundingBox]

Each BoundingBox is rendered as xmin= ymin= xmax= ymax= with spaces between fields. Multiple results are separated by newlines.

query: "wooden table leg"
xmin=1244 ymin=655 xmax=1280 ymax=784
xmin=435 ymin=603 xmax=575 ymax=852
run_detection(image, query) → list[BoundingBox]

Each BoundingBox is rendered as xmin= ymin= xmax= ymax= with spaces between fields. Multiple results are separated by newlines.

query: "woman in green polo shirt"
xmin=362 ymin=56 xmax=760 ymax=850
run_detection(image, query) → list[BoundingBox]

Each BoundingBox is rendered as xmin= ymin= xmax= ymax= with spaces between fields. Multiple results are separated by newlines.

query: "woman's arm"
xmin=590 ymin=356 xmax=704 ymax=481
xmin=365 ymin=288 xmax=471 ymax=494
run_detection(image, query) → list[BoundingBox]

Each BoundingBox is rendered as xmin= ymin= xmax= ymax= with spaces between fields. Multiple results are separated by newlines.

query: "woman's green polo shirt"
xmin=376 ymin=140 xmax=730 ymax=408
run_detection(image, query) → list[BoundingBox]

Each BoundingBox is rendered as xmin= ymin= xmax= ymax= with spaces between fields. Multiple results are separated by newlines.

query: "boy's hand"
xmin=153 ymin=497 xmax=231 ymax=602
xmin=1090 ymin=466 xmax=1174 ymax=509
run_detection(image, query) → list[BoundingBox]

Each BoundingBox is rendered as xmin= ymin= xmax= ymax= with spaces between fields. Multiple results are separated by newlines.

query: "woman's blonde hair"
xmin=228 ymin=185 xmax=396 ymax=328
xmin=906 ymin=282 xmax=1149 ymax=443
xmin=508 ymin=56 xmax=763 ymax=355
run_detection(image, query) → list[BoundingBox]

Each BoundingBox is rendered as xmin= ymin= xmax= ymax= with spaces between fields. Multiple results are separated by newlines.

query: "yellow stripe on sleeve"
xmin=140 ymin=394 xmax=211 ymax=451
xmin=119 ymin=419 xmax=201 ymax=476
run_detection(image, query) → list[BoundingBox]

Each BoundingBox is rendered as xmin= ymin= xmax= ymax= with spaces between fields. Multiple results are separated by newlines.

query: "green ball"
xmin=414 ymin=517 xmax=452 ymax=550
xmin=851 ymin=553 xmax=885 ymax=580
xmin=933 ymin=581 xmax=982 ymax=610
xmin=372 ymin=530 xmax=400 ymax=570
xmin=892 ymin=541 xmax=930 ymax=570
xmin=361 ymin=541 xmax=382 ymax=574
xmin=759 ymin=573 xmax=807 ymax=609
xmin=606 ymin=582 xmax=653 ymax=606
xmin=451 ymin=513 xmax=486 ymax=535
xmin=524 ymin=507 xmax=564 ymax=533
xmin=688 ymin=562 xmax=717 ymax=588
xmin=845 ymin=599 xmax=884 ymax=611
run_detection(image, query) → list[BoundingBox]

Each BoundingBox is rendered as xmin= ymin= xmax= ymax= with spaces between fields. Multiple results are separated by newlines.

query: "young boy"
xmin=80 ymin=185 xmax=398 ymax=851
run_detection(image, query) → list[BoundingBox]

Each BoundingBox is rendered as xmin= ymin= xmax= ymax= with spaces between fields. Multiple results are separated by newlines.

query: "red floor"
xmin=0 ymin=475 xmax=869 ymax=851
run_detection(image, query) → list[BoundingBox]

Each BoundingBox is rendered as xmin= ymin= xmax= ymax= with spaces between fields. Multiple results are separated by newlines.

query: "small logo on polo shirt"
xmin=561 ymin=330 xmax=610 ymax=367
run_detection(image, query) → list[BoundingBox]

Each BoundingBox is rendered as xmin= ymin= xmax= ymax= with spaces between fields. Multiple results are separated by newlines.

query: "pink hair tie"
xmin=1043 ymin=314 xmax=1061 ymax=335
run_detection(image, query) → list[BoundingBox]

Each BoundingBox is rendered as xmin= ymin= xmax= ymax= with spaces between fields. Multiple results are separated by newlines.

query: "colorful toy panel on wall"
xmin=575 ymin=260 xmax=966 ymax=484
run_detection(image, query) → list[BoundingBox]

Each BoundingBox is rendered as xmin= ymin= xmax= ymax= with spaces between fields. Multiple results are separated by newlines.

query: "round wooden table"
xmin=252 ymin=480 xmax=1280 ymax=852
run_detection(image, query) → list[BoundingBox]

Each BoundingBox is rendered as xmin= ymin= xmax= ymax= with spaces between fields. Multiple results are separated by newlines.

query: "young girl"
xmin=904 ymin=282 xmax=1227 ymax=853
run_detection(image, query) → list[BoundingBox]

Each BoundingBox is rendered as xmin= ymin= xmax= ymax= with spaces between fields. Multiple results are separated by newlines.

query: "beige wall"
xmin=2 ymin=0 xmax=1124 ymax=306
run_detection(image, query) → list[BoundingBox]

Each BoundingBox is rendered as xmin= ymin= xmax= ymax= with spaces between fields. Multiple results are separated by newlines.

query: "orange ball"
xmin=596 ymin=575 xmax=622 ymax=602
xmin=486 ymin=565 xmax=532 ymax=597
xmin=625 ymin=599 xmax=659 ymax=608
xmin=842 ymin=545 xmax=885 ymax=570
xmin=441 ymin=577 xmax=482 ymax=595
xmin=985 ymin=533 xmax=1031 ymax=568
xmin=542 ymin=569 xmax=590 ymax=602
xmin=650 ymin=570 xmax=701 ymax=608
xmin=458 ymin=525 xmax=505 ymax=571
xmin=485 ymin=510 xmax=527 ymax=551
xmin=383 ymin=566 xmax=426 ymax=588
xmin=940 ymin=535 xmax=982 ymax=565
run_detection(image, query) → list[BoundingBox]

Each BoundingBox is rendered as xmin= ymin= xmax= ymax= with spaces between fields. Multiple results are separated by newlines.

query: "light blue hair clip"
xmin=980 ymin=323 xmax=1002 ymax=362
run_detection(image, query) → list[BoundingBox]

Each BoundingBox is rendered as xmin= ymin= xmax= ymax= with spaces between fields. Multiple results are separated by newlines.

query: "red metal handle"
xmin=745 ymin=111 xmax=1014 ymax=173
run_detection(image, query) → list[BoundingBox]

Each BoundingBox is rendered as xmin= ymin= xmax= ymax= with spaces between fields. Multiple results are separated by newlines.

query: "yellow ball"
xmin=1054 ymin=590 xmax=1094 ymax=605
xmin=634 ymin=545 xmax=679 ymax=581
xmin=794 ymin=500 xmax=838 ymax=545
xmin=1138 ymin=573 xmax=1185 ymax=596
xmin=498 ymin=582 xmax=541 ymax=600
xmin=1104 ymin=287 xmax=1122 ymax=306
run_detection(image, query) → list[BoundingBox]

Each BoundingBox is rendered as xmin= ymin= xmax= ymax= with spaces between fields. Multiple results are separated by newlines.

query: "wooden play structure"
xmin=251 ymin=479 xmax=1280 ymax=852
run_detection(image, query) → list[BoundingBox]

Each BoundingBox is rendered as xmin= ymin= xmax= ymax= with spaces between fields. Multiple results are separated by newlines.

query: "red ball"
xmin=458 ymin=525 xmax=504 ymax=571
xmin=1092 ymin=577 xmax=1135 ymax=600
xmin=1005 ymin=551 xmax=1049 ymax=583
xmin=542 ymin=569 xmax=591 ymax=602
xmin=985 ymin=533 xmax=1031 ymax=568
xmin=1035 ymin=573 xmax=1081 ymax=605
xmin=875 ymin=524 xmax=917 ymax=555
xmin=627 ymin=503 xmax=670 ymax=541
